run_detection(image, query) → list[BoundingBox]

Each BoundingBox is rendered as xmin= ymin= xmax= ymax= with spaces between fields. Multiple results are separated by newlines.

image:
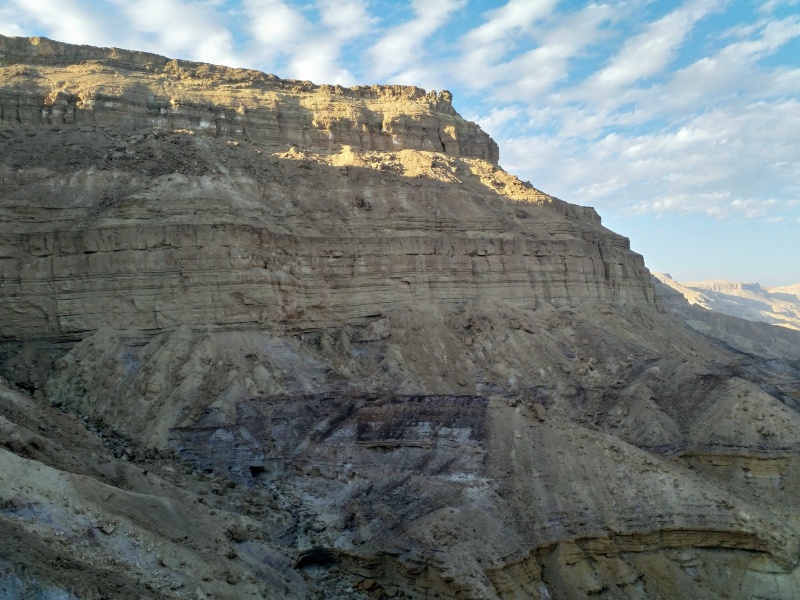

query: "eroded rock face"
xmin=2 ymin=35 xmax=800 ymax=600
xmin=653 ymin=275 xmax=800 ymax=360
xmin=0 ymin=35 xmax=498 ymax=161
xmin=0 ymin=153 xmax=652 ymax=338
xmin=0 ymin=36 xmax=652 ymax=340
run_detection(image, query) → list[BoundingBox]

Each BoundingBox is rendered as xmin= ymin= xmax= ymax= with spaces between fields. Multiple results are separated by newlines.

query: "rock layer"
xmin=654 ymin=272 xmax=800 ymax=331
xmin=0 ymin=35 xmax=653 ymax=340
xmin=0 ymin=35 xmax=498 ymax=161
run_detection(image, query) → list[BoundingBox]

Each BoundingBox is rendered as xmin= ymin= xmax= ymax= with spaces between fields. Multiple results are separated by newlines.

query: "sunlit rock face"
xmin=2 ymin=34 xmax=800 ymax=600
xmin=0 ymin=34 xmax=498 ymax=160
xmin=0 ymin=34 xmax=655 ymax=341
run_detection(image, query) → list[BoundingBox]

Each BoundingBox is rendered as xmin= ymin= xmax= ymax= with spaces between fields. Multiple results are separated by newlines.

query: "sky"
xmin=1 ymin=0 xmax=799 ymax=285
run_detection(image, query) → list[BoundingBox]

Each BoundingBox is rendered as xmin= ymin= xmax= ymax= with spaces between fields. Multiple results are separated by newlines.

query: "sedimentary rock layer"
xmin=0 ymin=35 xmax=498 ymax=161
xmin=0 ymin=35 xmax=654 ymax=340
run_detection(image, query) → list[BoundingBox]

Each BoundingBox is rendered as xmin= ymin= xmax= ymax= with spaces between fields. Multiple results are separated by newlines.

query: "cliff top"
xmin=0 ymin=34 xmax=455 ymax=105
xmin=0 ymin=34 xmax=499 ymax=162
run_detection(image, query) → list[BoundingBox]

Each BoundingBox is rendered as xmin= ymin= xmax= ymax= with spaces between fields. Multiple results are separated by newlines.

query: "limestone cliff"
xmin=0 ymin=35 xmax=652 ymax=341
xmin=653 ymin=273 xmax=800 ymax=359
xmin=2 ymin=35 xmax=800 ymax=600
xmin=0 ymin=35 xmax=497 ymax=160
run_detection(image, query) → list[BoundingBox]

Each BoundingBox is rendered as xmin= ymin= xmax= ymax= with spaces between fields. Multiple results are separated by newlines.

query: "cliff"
xmin=0 ymin=35 xmax=497 ymax=160
xmin=2 ymin=35 xmax=800 ymax=600
xmin=0 ymin=35 xmax=653 ymax=341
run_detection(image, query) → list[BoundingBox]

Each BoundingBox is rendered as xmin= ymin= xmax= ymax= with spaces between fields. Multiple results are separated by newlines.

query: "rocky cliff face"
xmin=2 ymin=35 xmax=800 ymax=600
xmin=653 ymin=273 xmax=800 ymax=359
xmin=0 ymin=35 xmax=654 ymax=341
xmin=0 ymin=35 xmax=497 ymax=160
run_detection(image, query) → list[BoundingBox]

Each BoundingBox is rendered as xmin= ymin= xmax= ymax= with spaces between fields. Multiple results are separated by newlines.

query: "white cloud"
xmin=489 ymin=2 xmax=800 ymax=227
xmin=491 ymin=42 xmax=581 ymax=100
xmin=715 ymin=14 xmax=800 ymax=64
xmin=317 ymin=0 xmax=375 ymax=41
xmin=366 ymin=0 xmax=465 ymax=82
xmin=758 ymin=0 xmax=800 ymax=14
xmin=241 ymin=0 xmax=378 ymax=83
xmin=9 ymin=0 xmax=121 ymax=47
xmin=501 ymin=94 xmax=800 ymax=220
xmin=286 ymin=40 xmax=356 ymax=84
xmin=723 ymin=198 xmax=780 ymax=219
xmin=456 ymin=1 xmax=613 ymax=98
xmin=608 ymin=15 xmax=800 ymax=125
xmin=0 ymin=5 xmax=24 ymax=37
xmin=462 ymin=0 xmax=558 ymax=47
xmin=581 ymin=0 xmax=724 ymax=104
xmin=110 ymin=0 xmax=240 ymax=67
xmin=471 ymin=105 xmax=522 ymax=138
xmin=283 ymin=0 xmax=377 ymax=84
xmin=244 ymin=0 xmax=310 ymax=65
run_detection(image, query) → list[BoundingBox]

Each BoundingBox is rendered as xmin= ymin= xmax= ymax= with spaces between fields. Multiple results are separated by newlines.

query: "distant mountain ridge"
xmin=654 ymin=273 xmax=800 ymax=331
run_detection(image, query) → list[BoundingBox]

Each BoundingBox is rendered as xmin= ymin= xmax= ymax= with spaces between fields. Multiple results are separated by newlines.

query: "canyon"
xmin=2 ymin=35 xmax=800 ymax=600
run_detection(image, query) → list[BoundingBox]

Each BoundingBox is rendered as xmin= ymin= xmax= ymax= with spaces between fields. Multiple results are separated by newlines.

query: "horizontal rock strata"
xmin=0 ymin=35 xmax=498 ymax=161
xmin=0 ymin=49 xmax=654 ymax=340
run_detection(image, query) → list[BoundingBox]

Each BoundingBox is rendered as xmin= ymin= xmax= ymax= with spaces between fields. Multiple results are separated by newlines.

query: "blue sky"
xmin=1 ymin=0 xmax=799 ymax=285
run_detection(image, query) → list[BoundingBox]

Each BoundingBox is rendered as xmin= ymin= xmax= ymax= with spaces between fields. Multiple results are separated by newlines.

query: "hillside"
xmin=2 ymin=35 xmax=800 ymax=600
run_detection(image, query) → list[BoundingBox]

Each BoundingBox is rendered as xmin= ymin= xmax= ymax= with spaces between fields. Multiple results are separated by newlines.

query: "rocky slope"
xmin=2 ymin=35 xmax=800 ymax=600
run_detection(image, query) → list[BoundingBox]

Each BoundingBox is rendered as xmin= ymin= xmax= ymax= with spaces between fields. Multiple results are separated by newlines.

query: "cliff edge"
xmin=0 ymin=34 xmax=654 ymax=341
xmin=0 ymin=35 xmax=498 ymax=161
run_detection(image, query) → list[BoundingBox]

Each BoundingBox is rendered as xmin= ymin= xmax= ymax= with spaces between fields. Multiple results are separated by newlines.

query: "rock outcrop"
xmin=2 ymin=35 xmax=800 ymax=600
xmin=653 ymin=273 xmax=800 ymax=359
xmin=0 ymin=34 xmax=652 ymax=341
xmin=0 ymin=35 xmax=497 ymax=160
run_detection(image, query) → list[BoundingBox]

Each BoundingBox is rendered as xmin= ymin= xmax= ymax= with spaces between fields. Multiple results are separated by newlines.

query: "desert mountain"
xmin=2 ymin=35 xmax=800 ymax=600
xmin=655 ymin=273 xmax=800 ymax=331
